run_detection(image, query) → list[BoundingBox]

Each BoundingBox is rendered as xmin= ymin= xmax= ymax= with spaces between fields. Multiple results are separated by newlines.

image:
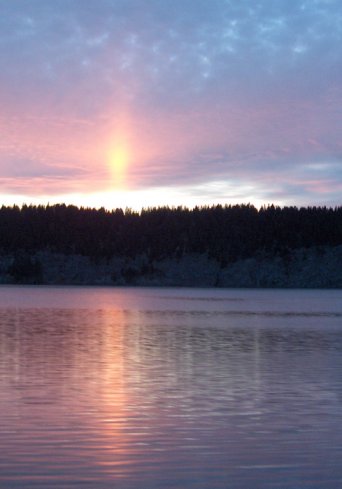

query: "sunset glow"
xmin=108 ymin=143 xmax=129 ymax=190
xmin=0 ymin=0 xmax=341 ymax=209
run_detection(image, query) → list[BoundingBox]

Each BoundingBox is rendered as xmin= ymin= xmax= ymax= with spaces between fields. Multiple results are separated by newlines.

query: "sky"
xmin=0 ymin=0 xmax=341 ymax=210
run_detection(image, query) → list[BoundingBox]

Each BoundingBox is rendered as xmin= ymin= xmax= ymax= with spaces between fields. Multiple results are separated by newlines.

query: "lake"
xmin=0 ymin=286 xmax=342 ymax=488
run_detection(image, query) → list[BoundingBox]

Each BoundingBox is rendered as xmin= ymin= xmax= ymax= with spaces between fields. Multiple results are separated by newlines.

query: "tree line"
xmin=0 ymin=203 xmax=341 ymax=265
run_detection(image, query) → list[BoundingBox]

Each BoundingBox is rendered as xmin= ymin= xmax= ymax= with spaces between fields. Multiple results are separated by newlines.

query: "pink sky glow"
xmin=0 ymin=1 xmax=341 ymax=209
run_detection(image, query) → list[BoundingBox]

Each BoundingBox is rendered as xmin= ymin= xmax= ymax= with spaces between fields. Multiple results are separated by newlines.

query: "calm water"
xmin=0 ymin=286 xmax=342 ymax=488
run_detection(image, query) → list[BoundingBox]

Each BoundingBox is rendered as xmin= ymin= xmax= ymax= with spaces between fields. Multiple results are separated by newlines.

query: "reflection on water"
xmin=0 ymin=286 xmax=342 ymax=488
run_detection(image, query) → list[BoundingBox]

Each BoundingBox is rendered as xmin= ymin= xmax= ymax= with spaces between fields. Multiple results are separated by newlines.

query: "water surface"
xmin=0 ymin=286 xmax=342 ymax=488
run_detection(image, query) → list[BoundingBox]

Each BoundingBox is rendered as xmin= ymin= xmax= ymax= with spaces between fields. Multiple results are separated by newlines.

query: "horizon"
xmin=1 ymin=201 xmax=341 ymax=215
xmin=1 ymin=1 xmax=341 ymax=210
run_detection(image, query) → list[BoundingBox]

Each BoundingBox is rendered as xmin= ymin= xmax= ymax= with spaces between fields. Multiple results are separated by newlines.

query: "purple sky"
xmin=0 ymin=0 xmax=341 ymax=209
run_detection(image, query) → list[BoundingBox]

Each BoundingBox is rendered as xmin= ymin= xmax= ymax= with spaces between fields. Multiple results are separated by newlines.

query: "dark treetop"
xmin=1 ymin=204 xmax=341 ymax=264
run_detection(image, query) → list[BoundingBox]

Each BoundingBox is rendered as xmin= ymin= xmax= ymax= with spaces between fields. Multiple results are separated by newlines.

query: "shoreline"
xmin=1 ymin=245 xmax=341 ymax=289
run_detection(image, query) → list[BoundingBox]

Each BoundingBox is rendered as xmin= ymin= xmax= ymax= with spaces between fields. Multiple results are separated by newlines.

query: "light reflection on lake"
xmin=0 ymin=286 xmax=342 ymax=488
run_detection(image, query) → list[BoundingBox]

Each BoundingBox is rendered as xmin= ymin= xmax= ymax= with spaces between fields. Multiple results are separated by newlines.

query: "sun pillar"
xmin=108 ymin=140 xmax=129 ymax=189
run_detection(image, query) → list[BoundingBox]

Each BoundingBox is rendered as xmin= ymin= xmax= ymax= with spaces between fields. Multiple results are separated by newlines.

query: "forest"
xmin=0 ymin=203 xmax=341 ymax=266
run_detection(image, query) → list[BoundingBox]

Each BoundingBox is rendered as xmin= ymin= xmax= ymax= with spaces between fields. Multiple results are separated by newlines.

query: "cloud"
xmin=2 ymin=0 xmax=341 ymax=106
